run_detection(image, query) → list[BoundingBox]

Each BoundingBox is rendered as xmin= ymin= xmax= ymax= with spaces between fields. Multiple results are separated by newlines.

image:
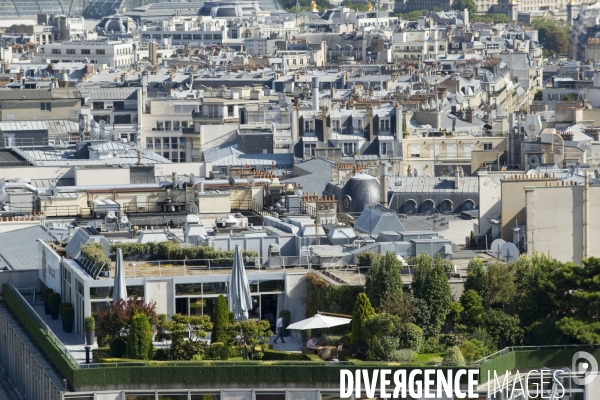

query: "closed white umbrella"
xmin=228 ymin=244 xmax=252 ymax=321
xmin=113 ymin=248 xmax=127 ymax=304
xmin=287 ymin=314 xmax=352 ymax=330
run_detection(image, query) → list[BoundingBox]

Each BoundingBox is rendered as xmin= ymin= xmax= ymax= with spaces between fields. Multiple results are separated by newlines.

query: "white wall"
xmin=145 ymin=280 xmax=170 ymax=316
xmin=74 ymin=167 xmax=130 ymax=186
xmin=38 ymin=240 xmax=62 ymax=294
xmin=478 ymin=172 xmax=502 ymax=235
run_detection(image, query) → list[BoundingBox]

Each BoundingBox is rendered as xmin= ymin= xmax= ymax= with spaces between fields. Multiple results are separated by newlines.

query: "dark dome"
xmin=340 ymin=174 xmax=380 ymax=213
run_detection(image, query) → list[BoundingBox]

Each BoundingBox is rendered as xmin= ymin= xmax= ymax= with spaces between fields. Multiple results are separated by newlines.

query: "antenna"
xmin=499 ymin=242 xmax=519 ymax=263
xmin=490 ymin=238 xmax=505 ymax=260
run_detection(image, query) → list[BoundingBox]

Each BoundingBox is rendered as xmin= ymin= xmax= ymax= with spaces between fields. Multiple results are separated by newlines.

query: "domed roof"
xmin=103 ymin=14 xmax=136 ymax=33
xmin=185 ymin=214 xmax=201 ymax=224
xmin=340 ymin=174 xmax=380 ymax=213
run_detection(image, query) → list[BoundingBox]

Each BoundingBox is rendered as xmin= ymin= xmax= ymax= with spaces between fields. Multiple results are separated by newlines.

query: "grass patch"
xmin=414 ymin=352 xmax=444 ymax=363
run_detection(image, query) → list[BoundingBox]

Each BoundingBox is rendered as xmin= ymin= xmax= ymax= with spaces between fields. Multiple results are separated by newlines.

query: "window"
xmin=154 ymin=138 xmax=161 ymax=148
xmin=163 ymin=137 xmax=170 ymax=149
xmin=156 ymin=121 xmax=164 ymax=131
xmin=113 ymin=101 xmax=124 ymax=110
xmin=304 ymin=120 xmax=313 ymax=132
xmin=66 ymin=49 xmax=75 ymax=54
xmin=227 ymin=105 xmax=234 ymax=117
xmin=381 ymin=142 xmax=389 ymax=156
xmin=41 ymin=102 xmax=51 ymax=111
xmin=173 ymin=121 xmax=181 ymax=130
xmin=332 ymin=119 xmax=341 ymax=131
xmin=380 ymin=119 xmax=390 ymax=131
xmin=146 ymin=138 xmax=153 ymax=148
xmin=171 ymin=138 xmax=178 ymax=149
xmin=357 ymin=119 xmax=363 ymax=131
xmin=165 ymin=121 xmax=172 ymax=130
xmin=483 ymin=143 xmax=493 ymax=150
xmin=51 ymin=49 xmax=61 ymax=54
xmin=304 ymin=143 xmax=316 ymax=156
xmin=491 ymin=86 xmax=495 ymax=92
xmin=113 ymin=114 xmax=131 ymax=124
xmin=81 ymin=49 xmax=90 ymax=54
xmin=343 ymin=142 xmax=356 ymax=155
xmin=96 ymin=49 xmax=105 ymax=55
xmin=207 ymin=105 xmax=219 ymax=118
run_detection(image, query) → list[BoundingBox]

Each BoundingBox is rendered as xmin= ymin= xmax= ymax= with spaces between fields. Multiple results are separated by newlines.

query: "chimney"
xmin=312 ymin=77 xmax=320 ymax=111
xmin=407 ymin=164 xmax=412 ymax=177
xmin=455 ymin=165 xmax=461 ymax=188
xmin=380 ymin=163 xmax=388 ymax=208
xmin=137 ymin=150 xmax=142 ymax=165
xmin=291 ymin=103 xmax=299 ymax=142
xmin=465 ymin=108 xmax=474 ymax=123
xmin=367 ymin=104 xmax=375 ymax=142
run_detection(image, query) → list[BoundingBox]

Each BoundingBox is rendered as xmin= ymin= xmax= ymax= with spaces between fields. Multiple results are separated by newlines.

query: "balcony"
xmin=192 ymin=111 xmax=239 ymax=124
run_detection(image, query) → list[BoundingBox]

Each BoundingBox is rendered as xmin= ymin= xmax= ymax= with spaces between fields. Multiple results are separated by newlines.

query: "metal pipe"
xmin=197 ymin=178 xmax=272 ymax=186
xmin=0 ymin=182 xmax=40 ymax=195
xmin=53 ymin=181 xmax=172 ymax=193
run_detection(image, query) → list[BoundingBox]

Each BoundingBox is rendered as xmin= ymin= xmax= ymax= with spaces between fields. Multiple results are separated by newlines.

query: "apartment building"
xmin=35 ymin=40 xmax=135 ymax=67
xmin=0 ymin=89 xmax=82 ymax=122
xmin=391 ymin=29 xmax=448 ymax=61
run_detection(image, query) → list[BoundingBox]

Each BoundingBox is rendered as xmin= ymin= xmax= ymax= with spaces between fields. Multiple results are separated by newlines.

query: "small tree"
xmin=230 ymin=320 xmax=272 ymax=360
xmin=443 ymin=345 xmax=465 ymax=366
xmin=164 ymin=314 xmax=213 ymax=360
xmin=96 ymin=299 xmax=158 ymax=342
xmin=211 ymin=294 xmax=230 ymax=344
xmin=351 ymin=293 xmax=375 ymax=347
xmin=464 ymin=258 xmax=488 ymax=301
xmin=366 ymin=251 xmax=404 ymax=309
xmin=460 ymin=290 xmax=484 ymax=329
xmin=126 ymin=313 xmax=154 ymax=360
xmin=378 ymin=293 xmax=416 ymax=324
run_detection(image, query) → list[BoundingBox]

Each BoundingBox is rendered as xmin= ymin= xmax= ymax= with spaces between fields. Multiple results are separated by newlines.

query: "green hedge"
xmin=478 ymin=348 xmax=600 ymax=383
xmin=110 ymin=241 xmax=258 ymax=262
xmin=2 ymin=284 xmax=76 ymax=384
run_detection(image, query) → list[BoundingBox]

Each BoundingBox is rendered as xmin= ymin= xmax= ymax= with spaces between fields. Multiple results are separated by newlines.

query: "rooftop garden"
xmin=3 ymin=251 xmax=600 ymax=390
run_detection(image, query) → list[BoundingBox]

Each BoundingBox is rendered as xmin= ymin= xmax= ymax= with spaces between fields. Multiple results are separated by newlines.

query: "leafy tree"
xmin=534 ymin=89 xmax=543 ymax=101
xmin=470 ymin=328 xmax=497 ymax=353
xmin=452 ymin=0 xmax=477 ymax=16
xmin=398 ymin=322 xmax=424 ymax=353
xmin=460 ymin=289 xmax=484 ymax=329
xmin=485 ymin=262 xmax=517 ymax=308
xmin=514 ymin=253 xmax=561 ymax=327
xmin=363 ymin=313 xmax=402 ymax=361
xmin=464 ymin=258 xmax=488 ymax=300
xmin=443 ymin=345 xmax=465 ymax=366
xmin=341 ymin=0 xmax=370 ymax=11
xmin=397 ymin=10 xmax=426 ymax=20
xmin=459 ymin=339 xmax=488 ymax=362
xmin=447 ymin=301 xmax=464 ymax=328
xmin=482 ymin=309 xmax=523 ymax=348
xmin=412 ymin=297 xmax=437 ymax=337
xmin=351 ymin=293 xmax=375 ymax=347
xmin=211 ymin=294 xmax=230 ymax=344
xmin=378 ymin=292 xmax=416 ymax=324
xmin=532 ymin=18 xmax=568 ymax=57
xmin=126 ymin=313 xmax=154 ymax=360
xmin=411 ymin=254 xmax=453 ymax=337
xmin=163 ymin=314 xmax=212 ymax=360
xmin=366 ymin=251 xmax=404 ymax=309
xmin=96 ymin=299 xmax=158 ymax=343
xmin=545 ymin=257 xmax=600 ymax=343
xmin=472 ymin=13 xmax=510 ymax=23
xmin=230 ymin=320 xmax=272 ymax=360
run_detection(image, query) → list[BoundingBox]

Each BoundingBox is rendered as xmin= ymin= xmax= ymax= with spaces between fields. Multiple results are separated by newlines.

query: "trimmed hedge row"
xmin=2 ymin=284 xmax=76 ymax=384
xmin=71 ymin=365 xmax=468 ymax=388
xmin=478 ymin=348 xmax=600 ymax=383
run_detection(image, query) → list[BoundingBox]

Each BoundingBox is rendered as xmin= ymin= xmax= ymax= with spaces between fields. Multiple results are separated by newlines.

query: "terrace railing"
xmin=4 ymin=282 xmax=80 ymax=368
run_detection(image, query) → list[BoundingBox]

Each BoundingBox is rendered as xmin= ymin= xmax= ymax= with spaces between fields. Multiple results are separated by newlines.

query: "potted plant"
xmin=49 ymin=293 xmax=61 ymax=320
xmin=62 ymin=307 xmax=74 ymax=333
xmin=43 ymin=289 xmax=54 ymax=315
xmin=279 ymin=310 xmax=291 ymax=337
xmin=85 ymin=316 xmax=96 ymax=345
xmin=59 ymin=302 xmax=72 ymax=330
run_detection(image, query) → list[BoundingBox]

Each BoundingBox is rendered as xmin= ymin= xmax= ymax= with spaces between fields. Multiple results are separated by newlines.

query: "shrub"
xmin=421 ymin=336 xmax=445 ymax=353
xmin=153 ymin=348 xmax=169 ymax=360
xmin=85 ymin=317 xmax=95 ymax=332
xmin=357 ymin=252 xmax=381 ymax=266
xmin=211 ymin=295 xmax=230 ymax=344
xmin=206 ymin=342 xmax=229 ymax=360
xmin=460 ymin=339 xmax=488 ymax=362
xmin=49 ymin=293 xmax=61 ymax=308
xmin=62 ymin=307 xmax=74 ymax=320
xmin=442 ymin=345 xmax=465 ymax=366
xmin=80 ymin=242 xmax=110 ymax=271
xmin=389 ymin=349 xmax=416 ymax=362
xmin=109 ymin=336 xmax=127 ymax=358
xmin=322 ymin=334 xmax=342 ymax=346
xmin=59 ymin=302 xmax=72 ymax=318
xmin=43 ymin=288 xmax=54 ymax=303
xmin=126 ymin=313 xmax=154 ymax=360
xmin=399 ymin=323 xmax=424 ymax=353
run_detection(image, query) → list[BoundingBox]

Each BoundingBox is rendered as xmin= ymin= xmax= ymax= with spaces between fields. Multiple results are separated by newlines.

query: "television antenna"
xmin=490 ymin=238 xmax=505 ymax=259
xmin=499 ymin=242 xmax=519 ymax=263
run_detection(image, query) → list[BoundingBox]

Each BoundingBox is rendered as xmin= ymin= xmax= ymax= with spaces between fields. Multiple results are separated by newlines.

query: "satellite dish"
xmin=490 ymin=238 xmax=506 ymax=259
xmin=527 ymin=154 xmax=540 ymax=169
xmin=499 ymin=242 xmax=519 ymax=263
